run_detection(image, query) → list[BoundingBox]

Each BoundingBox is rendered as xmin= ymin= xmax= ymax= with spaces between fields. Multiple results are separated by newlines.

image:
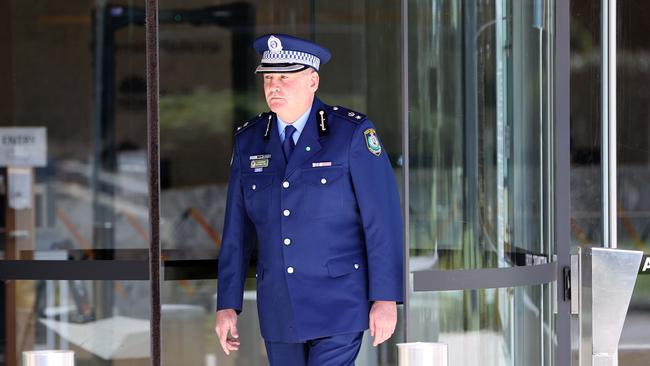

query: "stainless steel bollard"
xmin=22 ymin=350 xmax=74 ymax=366
xmin=396 ymin=342 xmax=448 ymax=366
xmin=577 ymin=247 xmax=644 ymax=366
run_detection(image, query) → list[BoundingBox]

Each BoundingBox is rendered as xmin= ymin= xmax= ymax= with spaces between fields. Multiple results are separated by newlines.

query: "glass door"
xmin=405 ymin=1 xmax=564 ymax=365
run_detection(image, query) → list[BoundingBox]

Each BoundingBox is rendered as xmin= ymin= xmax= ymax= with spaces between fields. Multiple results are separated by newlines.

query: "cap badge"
xmin=268 ymin=35 xmax=283 ymax=54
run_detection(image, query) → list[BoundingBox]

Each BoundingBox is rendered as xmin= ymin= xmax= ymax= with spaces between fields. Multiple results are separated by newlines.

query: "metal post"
xmin=145 ymin=0 xmax=161 ymax=365
xmin=22 ymin=350 xmax=74 ymax=366
xmin=555 ymin=0 xmax=572 ymax=364
xmin=578 ymin=248 xmax=642 ymax=366
xmin=601 ymin=0 xmax=617 ymax=249
xmin=397 ymin=342 xmax=448 ymax=366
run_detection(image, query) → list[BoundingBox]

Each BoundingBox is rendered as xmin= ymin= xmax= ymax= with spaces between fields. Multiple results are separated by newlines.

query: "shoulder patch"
xmin=330 ymin=105 xmax=367 ymax=124
xmin=364 ymin=128 xmax=382 ymax=156
xmin=235 ymin=112 xmax=269 ymax=135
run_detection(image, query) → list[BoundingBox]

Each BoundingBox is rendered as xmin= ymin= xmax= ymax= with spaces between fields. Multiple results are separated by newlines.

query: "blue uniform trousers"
xmin=264 ymin=331 xmax=364 ymax=366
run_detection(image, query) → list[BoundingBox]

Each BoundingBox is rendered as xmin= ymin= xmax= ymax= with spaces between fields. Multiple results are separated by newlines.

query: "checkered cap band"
xmin=261 ymin=50 xmax=321 ymax=70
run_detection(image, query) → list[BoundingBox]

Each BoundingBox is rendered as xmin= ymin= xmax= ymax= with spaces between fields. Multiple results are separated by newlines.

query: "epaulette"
xmin=330 ymin=105 xmax=367 ymax=123
xmin=234 ymin=112 xmax=269 ymax=135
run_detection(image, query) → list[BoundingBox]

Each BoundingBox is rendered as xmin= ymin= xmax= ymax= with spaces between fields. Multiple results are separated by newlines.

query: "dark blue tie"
xmin=282 ymin=125 xmax=297 ymax=161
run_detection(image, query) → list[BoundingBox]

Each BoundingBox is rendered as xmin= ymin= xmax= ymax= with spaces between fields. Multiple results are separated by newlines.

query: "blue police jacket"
xmin=217 ymin=96 xmax=404 ymax=342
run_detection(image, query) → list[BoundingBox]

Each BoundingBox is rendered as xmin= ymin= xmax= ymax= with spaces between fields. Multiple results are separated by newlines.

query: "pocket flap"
xmin=241 ymin=174 xmax=274 ymax=191
xmin=301 ymin=166 xmax=345 ymax=186
xmin=326 ymin=253 xmax=365 ymax=277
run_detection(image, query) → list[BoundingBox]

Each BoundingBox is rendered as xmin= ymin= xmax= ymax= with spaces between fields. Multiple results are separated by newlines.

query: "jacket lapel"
xmin=264 ymin=114 xmax=286 ymax=173
xmin=284 ymin=98 xmax=325 ymax=178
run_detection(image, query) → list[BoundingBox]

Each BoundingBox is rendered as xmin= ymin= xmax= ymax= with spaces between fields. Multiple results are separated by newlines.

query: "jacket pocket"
xmin=326 ymin=252 xmax=366 ymax=278
xmin=301 ymin=166 xmax=345 ymax=218
xmin=241 ymin=174 xmax=274 ymax=224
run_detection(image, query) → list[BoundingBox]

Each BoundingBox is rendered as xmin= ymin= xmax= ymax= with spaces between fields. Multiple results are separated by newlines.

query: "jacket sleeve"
xmin=349 ymin=119 xmax=404 ymax=302
xmin=217 ymin=138 xmax=256 ymax=313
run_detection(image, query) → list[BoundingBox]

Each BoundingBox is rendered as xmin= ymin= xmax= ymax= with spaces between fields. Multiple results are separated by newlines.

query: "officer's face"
xmin=263 ymin=68 xmax=319 ymax=121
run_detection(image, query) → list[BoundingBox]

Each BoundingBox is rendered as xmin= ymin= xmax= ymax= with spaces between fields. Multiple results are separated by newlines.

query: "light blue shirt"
xmin=277 ymin=105 xmax=313 ymax=144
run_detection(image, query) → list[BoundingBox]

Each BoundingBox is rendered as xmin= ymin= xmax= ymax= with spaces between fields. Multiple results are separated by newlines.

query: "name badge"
xmin=251 ymin=159 xmax=269 ymax=169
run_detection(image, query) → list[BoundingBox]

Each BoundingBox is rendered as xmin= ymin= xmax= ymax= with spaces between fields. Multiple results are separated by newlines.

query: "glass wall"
xmin=0 ymin=0 xmax=151 ymax=364
xmin=0 ymin=0 xmax=570 ymax=365
xmin=407 ymin=1 xmax=555 ymax=365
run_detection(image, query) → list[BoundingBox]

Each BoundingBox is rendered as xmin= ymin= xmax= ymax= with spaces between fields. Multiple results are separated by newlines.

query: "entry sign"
xmin=641 ymin=255 xmax=650 ymax=275
xmin=0 ymin=127 xmax=47 ymax=167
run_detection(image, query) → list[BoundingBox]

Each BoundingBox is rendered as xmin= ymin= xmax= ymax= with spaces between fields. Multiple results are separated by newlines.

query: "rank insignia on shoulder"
xmin=364 ymin=128 xmax=382 ymax=157
xmin=235 ymin=120 xmax=253 ymax=134
xmin=331 ymin=105 xmax=367 ymax=123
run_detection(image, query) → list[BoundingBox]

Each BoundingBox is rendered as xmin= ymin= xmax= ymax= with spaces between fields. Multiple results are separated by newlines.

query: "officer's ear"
xmin=308 ymin=69 xmax=319 ymax=93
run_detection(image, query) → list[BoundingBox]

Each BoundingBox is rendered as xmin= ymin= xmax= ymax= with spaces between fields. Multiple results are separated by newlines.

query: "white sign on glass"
xmin=0 ymin=127 xmax=47 ymax=167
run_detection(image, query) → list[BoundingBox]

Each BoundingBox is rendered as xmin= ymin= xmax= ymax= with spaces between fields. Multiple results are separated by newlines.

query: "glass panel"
xmin=569 ymin=0 xmax=603 ymax=251
xmin=158 ymin=0 xmax=402 ymax=365
xmin=408 ymin=284 xmax=554 ymax=366
xmin=1 ymin=1 xmax=152 ymax=365
xmin=4 ymin=280 xmax=150 ymax=365
xmin=616 ymin=2 xmax=650 ymax=365
xmin=407 ymin=0 xmax=555 ymax=364
xmin=408 ymin=0 xmax=554 ymax=271
xmin=0 ymin=1 xmax=150 ymax=262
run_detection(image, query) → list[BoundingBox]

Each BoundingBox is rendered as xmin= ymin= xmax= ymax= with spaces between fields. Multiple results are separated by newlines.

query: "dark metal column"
xmin=145 ymin=0 xmax=161 ymax=364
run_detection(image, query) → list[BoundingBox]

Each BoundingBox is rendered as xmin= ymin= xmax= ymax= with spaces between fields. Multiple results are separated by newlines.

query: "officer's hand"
xmin=215 ymin=309 xmax=240 ymax=355
xmin=369 ymin=300 xmax=397 ymax=347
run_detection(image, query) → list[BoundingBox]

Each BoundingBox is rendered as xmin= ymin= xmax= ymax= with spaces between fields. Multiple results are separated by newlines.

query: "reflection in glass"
xmin=2 ymin=1 xmax=151 ymax=364
xmin=409 ymin=0 xmax=554 ymax=270
xmin=9 ymin=280 xmax=150 ymax=365
xmin=408 ymin=285 xmax=553 ymax=365
xmin=1 ymin=1 xmax=151 ymax=261
xmin=408 ymin=1 xmax=555 ymax=365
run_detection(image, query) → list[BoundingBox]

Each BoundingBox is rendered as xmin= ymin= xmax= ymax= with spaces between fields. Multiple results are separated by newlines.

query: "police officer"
xmin=215 ymin=34 xmax=403 ymax=365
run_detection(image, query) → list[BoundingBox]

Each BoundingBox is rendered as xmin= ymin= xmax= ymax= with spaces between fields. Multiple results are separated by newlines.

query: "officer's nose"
xmin=268 ymin=80 xmax=281 ymax=93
